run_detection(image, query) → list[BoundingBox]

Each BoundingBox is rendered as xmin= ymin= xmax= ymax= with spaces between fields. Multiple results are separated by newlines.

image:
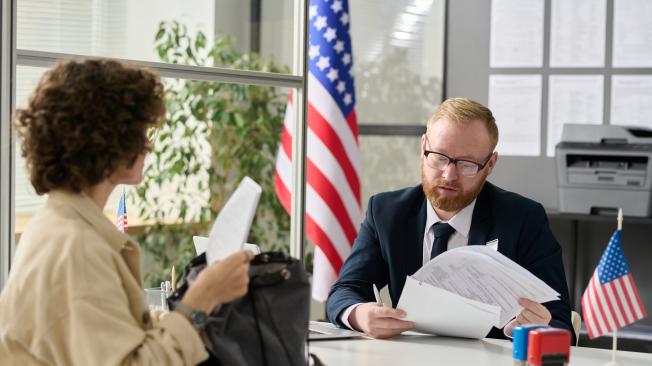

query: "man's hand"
xmin=504 ymin=298 xmax=552 ymax=336
xmin=348 ymin=303 xmax=414 ymax=339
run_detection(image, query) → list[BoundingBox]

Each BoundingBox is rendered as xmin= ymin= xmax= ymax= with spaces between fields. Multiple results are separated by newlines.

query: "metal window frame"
xmin=358 ymin=124 xmax=426 ymax=136
xmin=1 ymin=0 xmax=16 ymax=290
xmin=357 ymin=0 xmax=448 ymax=138
xmin=290 ymin=0 xmax=308 ymax=262
xmin=17 ymin=49 xmax=304 ymax=88
xmin=0 ymin=0 xmax=309 ymax=288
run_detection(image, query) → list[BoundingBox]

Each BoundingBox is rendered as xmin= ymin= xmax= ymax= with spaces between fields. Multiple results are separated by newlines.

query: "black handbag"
xmin=168 ymin=252 xmax=311 ymax=366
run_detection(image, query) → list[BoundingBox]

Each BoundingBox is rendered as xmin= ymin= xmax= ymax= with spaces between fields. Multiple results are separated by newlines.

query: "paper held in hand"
xmin=206 ymin=176 xmax=262 ymax=265
xmin=397 ymin=245 xmax=560 ymax=339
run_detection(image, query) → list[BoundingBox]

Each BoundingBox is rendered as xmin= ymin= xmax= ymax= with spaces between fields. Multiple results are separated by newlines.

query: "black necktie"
xmin=430 ymin=222 xmax=456 ymax=259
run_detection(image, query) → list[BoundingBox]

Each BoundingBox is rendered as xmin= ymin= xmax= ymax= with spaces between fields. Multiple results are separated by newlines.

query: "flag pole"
xmin=605 ymin=208 xmax=623 ymax=366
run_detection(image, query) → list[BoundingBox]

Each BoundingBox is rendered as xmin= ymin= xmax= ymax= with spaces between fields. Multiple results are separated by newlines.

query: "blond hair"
xmin=427 ymin=98 xmax=499 ymax=150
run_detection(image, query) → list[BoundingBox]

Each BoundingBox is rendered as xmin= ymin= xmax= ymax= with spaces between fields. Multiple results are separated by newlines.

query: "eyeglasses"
xmin=142 ymin=127 xmax=160 ymax=153
xmin=146 ymin=127 xmax=160 ymax=144
xmin=423 ymin=137 xmax=493 ymax=177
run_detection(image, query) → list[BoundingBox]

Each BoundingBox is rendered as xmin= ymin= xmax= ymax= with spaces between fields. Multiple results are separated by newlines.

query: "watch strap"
xmin=173 ymin=302 xmax=208 ymax=330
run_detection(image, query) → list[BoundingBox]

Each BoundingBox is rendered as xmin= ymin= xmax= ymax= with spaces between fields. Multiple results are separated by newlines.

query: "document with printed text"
xmin=397 ymin=246 xmax=559 ymax=339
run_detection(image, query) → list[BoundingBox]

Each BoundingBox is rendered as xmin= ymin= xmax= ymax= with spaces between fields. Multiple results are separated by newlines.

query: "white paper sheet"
xmin=610 ymin=75 xmax=652 ymax=128
xmin=453 ymin=246 xmax=560 ymax=303
xmin=549 ymin=0 xmax=606 ymax=67
xmin=412 ymin=246 xmax=559 ymax=328
xmin=613 ymin=0 xmax=652 ymax=67
xmin=490 ymin=0 xmax=544 ymax=68
xmin=397 ymin=276 xmax=499 ymax=339
xmin=489 ymin=75 xmax=542 ymax=156
xmin=547 ymin=75 xmax=604 ymax=156
xmin=193 ymin=236 xmax=260 ymax=256
xmin=206 ymin=177 xmax=262 ymax=264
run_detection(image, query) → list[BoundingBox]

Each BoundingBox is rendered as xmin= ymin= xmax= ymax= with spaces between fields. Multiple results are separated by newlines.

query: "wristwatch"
xmin=173 ymin=302 xmax=209 ymax=330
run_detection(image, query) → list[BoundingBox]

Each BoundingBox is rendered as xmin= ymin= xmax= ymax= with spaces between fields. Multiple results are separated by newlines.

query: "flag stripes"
xmin=279 ymin=105 xmax=361 ymax=228
xmin=307 ymin=104 xmax=360 ymax=204
xmin=307 ymin=73 xmax=360 ymax=161
xmin=581 ymin=230 xmax=647 ymax=339
xmin=583 ymin=273 xmax=646 ymax=338
xmin=274 ymin=0 xmax=361 ymax=301
xmin=275 ymin=132 xmax=355 ymax=264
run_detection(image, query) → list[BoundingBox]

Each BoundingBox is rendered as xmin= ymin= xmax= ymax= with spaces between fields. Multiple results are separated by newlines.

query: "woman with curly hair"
xmin=0 ymin=59 xmax=252 ymax=365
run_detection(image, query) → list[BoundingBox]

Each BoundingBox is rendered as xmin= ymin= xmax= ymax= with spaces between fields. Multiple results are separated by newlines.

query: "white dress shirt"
xmin=422 ymin=198 xmax=476 ymax=265
xmin=339 ymin=198 xmax=477 ymax=329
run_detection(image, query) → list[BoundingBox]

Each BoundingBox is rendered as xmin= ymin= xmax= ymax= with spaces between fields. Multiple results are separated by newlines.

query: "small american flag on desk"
xmin=274 ymin=0 xmax=361 ymax=301
xmin=116 ymin=189 xmax=128 ymax=232
xmin=581 ymin=228 xmax=647 ymax=339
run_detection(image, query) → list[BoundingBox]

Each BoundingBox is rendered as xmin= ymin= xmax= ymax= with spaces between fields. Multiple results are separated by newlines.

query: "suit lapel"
xmin=405 ymin=191 xmax=428 ymax=276
xmin=468 ymin=182 xmax=493 ymax=246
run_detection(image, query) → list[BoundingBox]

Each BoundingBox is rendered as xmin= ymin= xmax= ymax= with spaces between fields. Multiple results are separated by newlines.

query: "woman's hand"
xmin=180 ymin=250 xmax=254 ymax=313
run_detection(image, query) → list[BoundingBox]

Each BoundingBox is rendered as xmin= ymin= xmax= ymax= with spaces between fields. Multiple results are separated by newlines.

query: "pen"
xmin=171 ymin=265 xmax=176 ymax=292
xmin=373 ymin=283 xmax=383 ymax=305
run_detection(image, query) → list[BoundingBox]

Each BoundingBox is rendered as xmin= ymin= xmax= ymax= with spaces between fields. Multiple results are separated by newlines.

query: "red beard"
xmin=421 ymin=163 xmax=487 ymax=212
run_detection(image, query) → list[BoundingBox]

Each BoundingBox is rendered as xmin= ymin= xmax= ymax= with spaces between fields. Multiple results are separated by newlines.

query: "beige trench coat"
xmin=0 ymin=191 xmax=208 ymax=365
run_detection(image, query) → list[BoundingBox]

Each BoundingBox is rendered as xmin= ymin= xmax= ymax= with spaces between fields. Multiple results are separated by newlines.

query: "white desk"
xmin=309 ymin=335 xmax=652 ymax=365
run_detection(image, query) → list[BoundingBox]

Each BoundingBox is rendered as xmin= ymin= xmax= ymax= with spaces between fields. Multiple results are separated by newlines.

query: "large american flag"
xmin=116 ymin=190 xmax=128 ymax=232
xmin=275 ymin=0 xmax=361 ymax=301
xmin=581 ymin=229 xmax=647 ymax=339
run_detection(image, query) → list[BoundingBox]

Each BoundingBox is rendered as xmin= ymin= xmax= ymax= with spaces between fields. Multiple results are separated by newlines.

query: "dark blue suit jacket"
xmin=326 ymin=182 xmax=574 ymax=342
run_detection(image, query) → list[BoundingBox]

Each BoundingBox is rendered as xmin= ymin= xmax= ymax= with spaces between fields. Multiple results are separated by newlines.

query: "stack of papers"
xmin=397 ymin=246 xmax=559 ymax=339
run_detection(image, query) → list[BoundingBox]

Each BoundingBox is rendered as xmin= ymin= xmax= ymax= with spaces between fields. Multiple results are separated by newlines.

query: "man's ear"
xmin=485 ymin=152 xmax=498 ymax=175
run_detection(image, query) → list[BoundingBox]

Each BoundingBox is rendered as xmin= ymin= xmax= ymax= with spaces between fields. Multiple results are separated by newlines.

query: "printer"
xmin=556 ymin=124 xmax=652 ymax=217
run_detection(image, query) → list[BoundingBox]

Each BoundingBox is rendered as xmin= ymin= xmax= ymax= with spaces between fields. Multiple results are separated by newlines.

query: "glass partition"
xmin=14 ymin=65 xmax=291 ymax=285
xmin=351 ymin=0 xmax=446 ymax=126
xmin=17 ymin=0 xmax=296 ymax=74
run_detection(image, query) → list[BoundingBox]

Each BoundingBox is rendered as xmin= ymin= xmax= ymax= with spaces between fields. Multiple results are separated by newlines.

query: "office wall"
xmin=447 ymin=0 xmax=652 ymax=209
xmin=446 ymin=0 xmax=567 ymax=209
xmin=446 ymin=0 xmax=652 ymax=339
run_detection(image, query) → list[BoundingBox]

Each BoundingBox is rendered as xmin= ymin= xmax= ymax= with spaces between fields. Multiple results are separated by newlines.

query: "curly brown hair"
xmin=15 ymin=59 xmax=165 ymax=194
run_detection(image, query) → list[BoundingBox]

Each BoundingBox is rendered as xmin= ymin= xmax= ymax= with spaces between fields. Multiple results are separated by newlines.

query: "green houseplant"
xmin=134 ymin=20 xmax=291 ymax=286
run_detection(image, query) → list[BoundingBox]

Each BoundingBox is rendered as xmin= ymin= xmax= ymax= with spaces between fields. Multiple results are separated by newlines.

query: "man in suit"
xmin=326 ymin=98 xmax=573 ymax=341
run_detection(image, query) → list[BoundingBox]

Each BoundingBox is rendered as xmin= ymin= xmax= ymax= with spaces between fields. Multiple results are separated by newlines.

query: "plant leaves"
xmin=135 ymin=21 xmax=293 ymax=286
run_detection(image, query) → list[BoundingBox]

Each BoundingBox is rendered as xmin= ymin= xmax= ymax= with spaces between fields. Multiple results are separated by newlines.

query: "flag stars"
xmin=336 ymin=81 xmax=346 ymax=93
xmin=340 ymin=12 xmax=350 ymax=26
xmin=342 ymin=53 xmax=351 ymax=65
xmin=316 ymin=56 xmax=330 ymax=71
xmin=309 ymin=5 xmax=318 ymax=19
xmin=314 ymin=16 xmax=327 ymax=31
xmin=309 ymin=44 xmax=321 ymax=60
xmin=326 ymin=68 xmax=339 ymax=82
xmin=343 ymin=93 xmax=352 ymax=105
xmin=583 ymin=230 xmax=644 ymax=339
xmin=331 ymin=0 xmax=343 ymax=13
xmin=334 ymin=40 xmax=344 ymax=53
xmin=324 ymin=27 xmax=337 ymax=42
